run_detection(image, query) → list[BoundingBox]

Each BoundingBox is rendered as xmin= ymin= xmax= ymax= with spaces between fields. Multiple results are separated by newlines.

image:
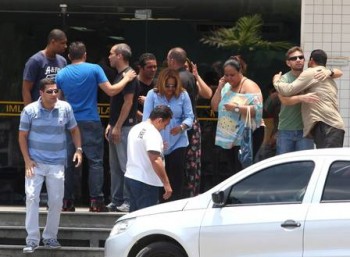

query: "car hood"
xmin=116 ymin=161 xmax=265 ymax=223
xmin=118 ymin=193 xmax=213 ymax=221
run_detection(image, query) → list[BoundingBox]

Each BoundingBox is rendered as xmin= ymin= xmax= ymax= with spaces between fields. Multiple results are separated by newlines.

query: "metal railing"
xmin=0 ymin=101 xmax=218 ymax=121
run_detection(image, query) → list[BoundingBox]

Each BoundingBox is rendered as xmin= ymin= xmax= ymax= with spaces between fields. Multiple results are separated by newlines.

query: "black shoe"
xmin=89 ymin=198 xmax=108 ymax=212
xmin=62 ymin=199 xmax=75 ymax=212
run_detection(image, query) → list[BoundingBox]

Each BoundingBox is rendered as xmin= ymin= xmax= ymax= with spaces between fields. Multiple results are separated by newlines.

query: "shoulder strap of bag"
xmin=238 ymin=78 xmax=247 ymax=94
xmin=245 ymin=106 xmax=252 ymax=128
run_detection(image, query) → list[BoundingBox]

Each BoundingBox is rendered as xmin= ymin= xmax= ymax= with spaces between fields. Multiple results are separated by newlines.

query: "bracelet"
xmin=180 ymin=124 xmax=185 ymax=132
xmin=76 ymin=147 xmax=83 ymax=153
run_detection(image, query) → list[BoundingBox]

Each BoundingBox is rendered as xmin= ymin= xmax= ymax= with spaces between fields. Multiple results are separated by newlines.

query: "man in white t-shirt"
xmin=125 ymin=105 xmax=173 ymax=212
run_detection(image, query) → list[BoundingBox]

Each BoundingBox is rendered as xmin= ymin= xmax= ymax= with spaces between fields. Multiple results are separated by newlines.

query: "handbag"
xmin=238 ymin=106 xmax=253 ymax=168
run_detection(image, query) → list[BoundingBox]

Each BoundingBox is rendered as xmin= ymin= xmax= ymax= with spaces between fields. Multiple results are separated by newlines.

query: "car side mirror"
xmin=212 ymin=191 xmax=225 ymax=207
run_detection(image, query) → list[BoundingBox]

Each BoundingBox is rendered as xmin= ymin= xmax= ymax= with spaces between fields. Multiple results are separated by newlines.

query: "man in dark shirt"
xmin=105 ymin=43 xmax=139 ymax=212
xmin=22 ymin=29 xmax=67 ymax=106
xmin=136 ymin=53 xmax=158 ymax=122
xmin=166 ymin=47 xmax=209 ymax=197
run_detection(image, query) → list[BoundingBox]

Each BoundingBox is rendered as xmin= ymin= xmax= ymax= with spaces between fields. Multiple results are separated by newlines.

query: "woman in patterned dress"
xmin=211 ymin=56 xmax=264 ymax=176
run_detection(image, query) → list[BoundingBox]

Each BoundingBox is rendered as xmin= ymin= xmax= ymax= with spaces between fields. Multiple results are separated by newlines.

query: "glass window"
xmin=227 ymin=161 xmax=314 ymax=205
xmin=322 ymin=161 xmax=350 ymax=202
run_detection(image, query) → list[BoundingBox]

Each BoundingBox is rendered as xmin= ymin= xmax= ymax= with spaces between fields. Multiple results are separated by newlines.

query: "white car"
xmin=104 ymin=148 xmax=350 ymax=257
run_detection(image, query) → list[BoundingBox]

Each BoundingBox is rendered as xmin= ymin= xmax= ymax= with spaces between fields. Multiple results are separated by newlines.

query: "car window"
xmin=227 ymin=161 xmax=314 ymax=205
xmin=322 ymin=161 xmax=350 ymax=202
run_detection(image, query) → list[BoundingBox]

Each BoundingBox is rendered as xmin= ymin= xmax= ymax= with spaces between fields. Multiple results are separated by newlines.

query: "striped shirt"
xmin=19 ymin=98 xmax=77 ymax=165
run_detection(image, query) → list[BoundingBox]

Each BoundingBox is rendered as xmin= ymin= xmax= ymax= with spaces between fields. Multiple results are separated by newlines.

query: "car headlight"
xmin=110 ymin=218 xmax=136 ymax=236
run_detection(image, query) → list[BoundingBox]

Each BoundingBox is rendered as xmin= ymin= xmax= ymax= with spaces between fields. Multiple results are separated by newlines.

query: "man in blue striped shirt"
xmin=19 ymin=78 xmax=82 ymax=253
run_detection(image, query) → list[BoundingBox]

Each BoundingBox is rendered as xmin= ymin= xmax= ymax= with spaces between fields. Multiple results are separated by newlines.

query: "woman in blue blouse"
xmin=143 ymin=68 xmax=194 ymax=201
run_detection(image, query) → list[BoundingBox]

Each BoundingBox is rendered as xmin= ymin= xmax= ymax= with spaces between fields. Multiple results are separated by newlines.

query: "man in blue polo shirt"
xmin=56 ymin=41 xmax=136 ymax=212
xmin=19 ymin=78 xmax=82 ymax=253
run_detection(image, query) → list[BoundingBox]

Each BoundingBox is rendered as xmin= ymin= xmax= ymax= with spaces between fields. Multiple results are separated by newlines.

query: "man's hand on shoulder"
xmin=123 ymin=69 xmax=137 ymax=82
xmin=314 ymin=69 xmax=331 ymax=81
xmin=272 ymin=72 xmax=282 ymax=85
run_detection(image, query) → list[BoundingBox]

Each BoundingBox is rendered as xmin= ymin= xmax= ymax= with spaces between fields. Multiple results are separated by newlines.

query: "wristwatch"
xmin=76 ymin=147 xmax=83 ymax=153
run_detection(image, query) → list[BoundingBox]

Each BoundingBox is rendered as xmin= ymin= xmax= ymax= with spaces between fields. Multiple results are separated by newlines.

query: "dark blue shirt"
xmin=23 ymin=51 xmax=67 ymax=101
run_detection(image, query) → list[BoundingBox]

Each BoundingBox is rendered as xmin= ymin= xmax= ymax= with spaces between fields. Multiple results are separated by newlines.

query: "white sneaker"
xmin=23 ymin=242 xmax=39 ymax=253
xmin=106 ymin=202 xmax=117 ymax=212
xmin=116 ymin=202 xmax=130 ymax=212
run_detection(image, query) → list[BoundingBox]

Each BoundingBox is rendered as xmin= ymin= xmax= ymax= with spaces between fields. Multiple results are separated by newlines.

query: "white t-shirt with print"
xmin=125 ymin=121 xmax=164 ymax=187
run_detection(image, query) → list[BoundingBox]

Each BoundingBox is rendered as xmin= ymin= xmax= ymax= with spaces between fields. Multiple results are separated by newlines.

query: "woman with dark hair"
xmin=143 ymin=68 xmax=194 ymax=202
xmin=211 ymin=55 xmax=264 ymax=175
xmin=184 ymin=57 xmax=213 ymax=196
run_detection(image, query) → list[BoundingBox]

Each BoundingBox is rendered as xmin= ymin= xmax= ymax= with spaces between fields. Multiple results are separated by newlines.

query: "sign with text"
xmin=0 ymin=101 xmax=216 ymax=121
xmin=0 ymin=101 xmax=110 ymax=118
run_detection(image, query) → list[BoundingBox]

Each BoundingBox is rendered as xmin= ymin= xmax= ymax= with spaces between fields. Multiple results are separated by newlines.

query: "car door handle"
xmin=281 ymin=219 xmax=301 ymax=228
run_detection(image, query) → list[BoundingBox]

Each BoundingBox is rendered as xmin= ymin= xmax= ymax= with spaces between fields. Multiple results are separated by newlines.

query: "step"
xmin=0 ymin=206 xmax=122 ymax=254
xmin=0 ymin=207 xmax=125 ymax=228
xmin=0 ymin=226 xmax=110 ymax=247
xmin=0 ymin=245 xmax=104 ymax=257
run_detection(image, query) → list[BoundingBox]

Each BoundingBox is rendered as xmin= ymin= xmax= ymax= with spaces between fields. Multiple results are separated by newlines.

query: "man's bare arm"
xmin=273 ymin=69 xmax=317 ymax=97
xmin=22 ymin=80 xmax=33 ymax=106
xmin=69 ymin=126 xmax=83 ymax=167
xmin=148 ymin=151 xmax=172 ymax=200
xmin=110 ymin=93 xmax=134 ymax=144
xmin=278 ymin=92 xmax=320 ymax=106
xmin=99 ymin=70 xmax=136 ymax=96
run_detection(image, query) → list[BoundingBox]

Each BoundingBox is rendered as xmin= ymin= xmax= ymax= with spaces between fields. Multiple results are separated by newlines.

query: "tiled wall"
xmin=301 ymin=0 xmax=350 ymax=146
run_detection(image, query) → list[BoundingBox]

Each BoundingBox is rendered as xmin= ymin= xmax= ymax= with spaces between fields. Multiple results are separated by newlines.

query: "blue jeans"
xmin=276 ymin=130 xmax=314 ymax=155
xmin=108 ymin=126 xmax=131 ymax=205
xmin=65 ymin=121 xmax=105 ymax=200
xmin=125 ymin=177 xmax=159 ymax=212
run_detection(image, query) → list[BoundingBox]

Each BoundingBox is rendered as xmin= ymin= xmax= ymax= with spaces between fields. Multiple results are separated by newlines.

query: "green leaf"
xmin=200 ymin=14 xmax=292 ymax=52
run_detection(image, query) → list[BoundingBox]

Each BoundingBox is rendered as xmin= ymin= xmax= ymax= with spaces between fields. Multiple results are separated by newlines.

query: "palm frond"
xmin=200 ymin=14 xmax=292 ymax=51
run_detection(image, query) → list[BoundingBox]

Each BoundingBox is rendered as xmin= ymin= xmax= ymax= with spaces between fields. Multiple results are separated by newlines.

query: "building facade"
xmin=3 ymin=0 xmax=348 ymax=204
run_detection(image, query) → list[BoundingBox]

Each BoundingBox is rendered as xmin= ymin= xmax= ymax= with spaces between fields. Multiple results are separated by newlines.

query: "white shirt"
xmin=125 ymin=121 xmax=164 ymax=186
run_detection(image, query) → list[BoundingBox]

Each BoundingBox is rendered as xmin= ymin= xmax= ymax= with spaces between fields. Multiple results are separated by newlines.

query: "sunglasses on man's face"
xmin=288 ymin=55 xmax=305 ymax=61
xmin=45 ymin=89 xmax=59 ymax=94
xmin=165 ymin=84 xmax=176 ymax=89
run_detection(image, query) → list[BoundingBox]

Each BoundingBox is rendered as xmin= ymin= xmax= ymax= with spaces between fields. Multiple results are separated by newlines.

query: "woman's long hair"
xmin=155 ymin=68 xmax=184 ymax=98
